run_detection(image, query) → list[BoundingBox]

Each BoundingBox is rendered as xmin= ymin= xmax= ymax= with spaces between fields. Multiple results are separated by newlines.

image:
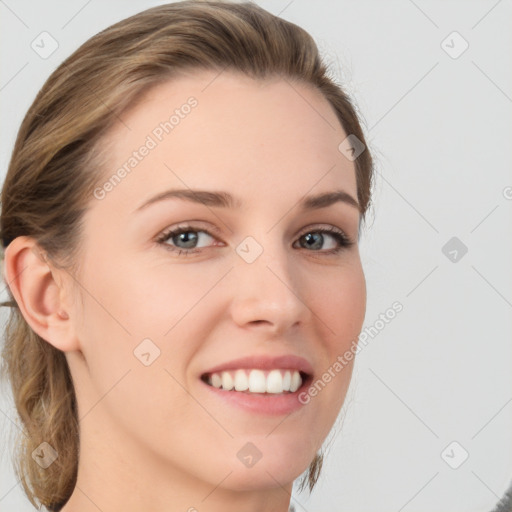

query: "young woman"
xmin=0 ymin=2 xmax=374 ymax=511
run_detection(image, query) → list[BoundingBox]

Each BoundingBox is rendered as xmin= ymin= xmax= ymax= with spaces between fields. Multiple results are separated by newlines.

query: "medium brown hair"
xmin=0 ymin=1 xmax=374 ymax=510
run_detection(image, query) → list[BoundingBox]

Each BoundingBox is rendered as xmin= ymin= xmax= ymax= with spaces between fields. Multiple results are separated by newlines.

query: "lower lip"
xmin=200 ymin=376 xmax=312 ymax=416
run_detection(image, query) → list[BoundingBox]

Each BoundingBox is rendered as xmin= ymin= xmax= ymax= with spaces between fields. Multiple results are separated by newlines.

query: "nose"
xmin=228 ymin=238 xmax=311 ymax=336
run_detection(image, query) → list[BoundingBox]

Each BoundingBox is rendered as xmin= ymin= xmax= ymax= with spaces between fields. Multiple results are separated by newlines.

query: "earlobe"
xmin=3 ymin=236 xmax=79 ymax=352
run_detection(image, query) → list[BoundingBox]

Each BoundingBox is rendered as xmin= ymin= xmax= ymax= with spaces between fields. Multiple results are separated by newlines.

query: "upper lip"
xmin=201 ymin=354 xmax=314 ymax=377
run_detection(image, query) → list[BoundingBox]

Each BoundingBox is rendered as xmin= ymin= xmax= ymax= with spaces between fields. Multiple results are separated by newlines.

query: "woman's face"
xmin=66 ymin=70 xmax=366 ymax=492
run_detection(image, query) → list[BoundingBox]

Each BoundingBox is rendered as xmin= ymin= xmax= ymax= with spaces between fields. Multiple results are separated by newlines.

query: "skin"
xmin=4 ymin=70 xmax=366 ymax=512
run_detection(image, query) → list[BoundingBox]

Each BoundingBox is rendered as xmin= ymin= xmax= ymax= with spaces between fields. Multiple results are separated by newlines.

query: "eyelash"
xmin=155 ymin=223 xmax=355 ymax=257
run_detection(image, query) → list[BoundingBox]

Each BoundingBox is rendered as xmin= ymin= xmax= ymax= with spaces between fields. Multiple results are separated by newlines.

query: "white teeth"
xmin=248 ymin=369 xmax=267 ymax=393
xmin=206 ymin=369 xmax=304 ymax=394
xmin=211 ymin=373 xmax=222 ymax=388
xmin=234 ymin=369 xmax=249 ymax=391
xmin=282 ymin=370 xmax=291 ymax=391
xmin=290 ymin=370 xmax=302 ymax=392
xmin=221 ymin=372 xmax=234 ymax=391
xmin=266 ymin=369 xmax=283 ymax=393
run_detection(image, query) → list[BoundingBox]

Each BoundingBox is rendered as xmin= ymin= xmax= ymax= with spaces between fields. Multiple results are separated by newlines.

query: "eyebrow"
xmin=134 ymin=188 xmax=361 ymax=213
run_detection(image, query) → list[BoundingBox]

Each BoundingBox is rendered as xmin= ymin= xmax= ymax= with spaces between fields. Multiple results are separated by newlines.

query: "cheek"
xmin=75 ymin=253 xmax=233 ymax=388
xmin=313 ymin=261 xmax=367 ymax=344
xmin=70 ymin=258 xmax=210 ymax=429
xmin=303 ymin=262 xmax=365 ymax=436
xmin=83 ymin=252 xmax=217 ymax=329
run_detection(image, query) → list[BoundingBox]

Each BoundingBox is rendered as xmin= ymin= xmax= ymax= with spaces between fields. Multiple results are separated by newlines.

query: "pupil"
xmin=176 ymin=232 xmax=197 ymax=248
xmin=304 ymin=233 xmax=321 ymax=250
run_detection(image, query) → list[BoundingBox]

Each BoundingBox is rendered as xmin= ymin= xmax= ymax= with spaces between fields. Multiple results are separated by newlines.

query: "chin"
xmin=225 ymin=461 xmax=307 ymax=491
xmin=222 ymin=441 xmax=315 ymax=491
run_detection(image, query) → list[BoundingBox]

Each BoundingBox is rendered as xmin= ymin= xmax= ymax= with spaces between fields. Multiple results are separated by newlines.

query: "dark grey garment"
xmin=491 ymin=480 xmax=512 ymax=512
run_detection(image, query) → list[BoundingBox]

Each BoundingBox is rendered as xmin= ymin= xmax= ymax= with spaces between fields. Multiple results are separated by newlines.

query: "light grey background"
xmin=1 ymin=1 xmax=511 ymax=511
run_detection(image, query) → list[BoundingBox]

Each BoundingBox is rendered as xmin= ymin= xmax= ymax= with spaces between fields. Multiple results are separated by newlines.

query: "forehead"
xmin=95 ymin=70 xmax=357 ymax=212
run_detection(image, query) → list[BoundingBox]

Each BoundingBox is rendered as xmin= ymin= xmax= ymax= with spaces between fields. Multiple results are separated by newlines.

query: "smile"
xmin=201 ymin=369 xmax=306 ymax=394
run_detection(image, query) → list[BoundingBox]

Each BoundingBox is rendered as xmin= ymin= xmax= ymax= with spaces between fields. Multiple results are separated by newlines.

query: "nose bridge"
xmin=229 ymin=230 xmax=309 ymax=332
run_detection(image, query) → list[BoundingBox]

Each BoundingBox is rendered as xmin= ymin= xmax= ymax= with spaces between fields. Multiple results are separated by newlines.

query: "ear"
xmin=2 ymin=236 xmax=80 ymax=352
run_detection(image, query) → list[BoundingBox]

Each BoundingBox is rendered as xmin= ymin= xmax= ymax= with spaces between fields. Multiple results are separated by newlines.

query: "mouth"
xmin=200 ymin=368 xmax=312 ymax=395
